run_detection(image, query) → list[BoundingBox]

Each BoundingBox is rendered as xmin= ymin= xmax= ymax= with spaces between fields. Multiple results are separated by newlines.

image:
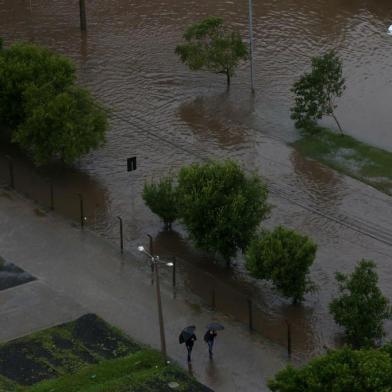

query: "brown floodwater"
xmin=1 ymin=0 xmax=392 ymax=361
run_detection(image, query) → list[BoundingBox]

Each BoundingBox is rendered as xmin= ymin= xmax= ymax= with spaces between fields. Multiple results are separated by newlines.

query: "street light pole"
xmin=248 ymin=0 xmax=255 ymax=93
xmin=138 ymin=246 xmax=173 ymax=361
xmin=153 ymin=259 xmax=167 ymax=360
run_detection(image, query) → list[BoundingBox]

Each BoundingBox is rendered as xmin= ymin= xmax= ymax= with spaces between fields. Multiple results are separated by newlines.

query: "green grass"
xmin=293 ymin=128 xmax=392 ymax=195
xmin=0 ymin=315 xmax=212 ymax=392
xmin=0 ymin=375 xmax=25 ymax=392
xmin=29 ymin=351 xmax=208 ymax=392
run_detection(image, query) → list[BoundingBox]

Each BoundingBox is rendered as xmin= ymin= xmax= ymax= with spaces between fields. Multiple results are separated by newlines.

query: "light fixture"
xmin=137 ymin=245 xmax=145 ymax=252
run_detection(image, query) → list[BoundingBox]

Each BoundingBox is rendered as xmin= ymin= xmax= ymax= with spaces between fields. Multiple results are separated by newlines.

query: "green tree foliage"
xmin=0 ymin=42 xmax=75 ymax=130
xmin=329 ymin=260 xmax=392 ymax=348
xmin=291 ymin=50 xmax=345 ymax=133
xmin=142 ymin=176 xmax=179 ymax=229
xmin=0 ymin=40 xmax=107 ymax=166
xmin=177 ymin=160 xmax=269 ymax=265
xmin=268 ymin=346 xmax=392 ymax=392
xmin=175 ymin=17 xmax=248 ymax=86
xmin=12 ymin=84 xmax=107 ymax=166
xmin=245 ymin=226 xmax=317 ymax=303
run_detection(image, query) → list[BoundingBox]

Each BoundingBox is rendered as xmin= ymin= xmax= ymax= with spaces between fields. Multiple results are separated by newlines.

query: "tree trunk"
xmin=331 ymin=111 xmax=344 ymax=135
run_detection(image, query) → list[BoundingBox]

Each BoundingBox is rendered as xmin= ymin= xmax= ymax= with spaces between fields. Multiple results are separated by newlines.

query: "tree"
xmin=12 ymin=83 xmax=107 ymax=166
xmin=245 ymin=226 xmax=317 ymax=303
xmin=0 ymin=41 xmax=108 ymax=166
xmin=175 ymin=17 xmax=248 ymax=86
xmin=329 ymin=260 xmax=392 ymax=348
xmin=0 ymin=41 xmax=75 ymax=131
xmin=143 ymin=176 xmax=179 ymax=229
xmin=268 ymin=346 xmax=392 ymax=392
xmin=291 ymin=50 xmax=345 ymax=133
xmin=177 ymin=160 xmax=269 ymax=266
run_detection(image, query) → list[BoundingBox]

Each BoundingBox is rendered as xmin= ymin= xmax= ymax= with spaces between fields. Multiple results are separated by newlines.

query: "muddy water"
xmin=1 ymin=0 xmax=392 ymax=361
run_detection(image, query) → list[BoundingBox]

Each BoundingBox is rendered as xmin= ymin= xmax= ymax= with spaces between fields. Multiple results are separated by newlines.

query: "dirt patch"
xmin=0 ymin=314 xmax=141 ymax=386
xmin=0 ymin=256 xmax=35 ymax=291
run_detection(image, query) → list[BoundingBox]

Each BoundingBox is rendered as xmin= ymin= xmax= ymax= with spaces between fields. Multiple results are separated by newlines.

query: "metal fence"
xmin=0 ymin=154 xmax=307 ymax=360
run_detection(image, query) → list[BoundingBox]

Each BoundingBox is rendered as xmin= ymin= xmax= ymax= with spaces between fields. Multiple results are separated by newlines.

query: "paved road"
xmin=0 ymin=189 xmax=287 ymax=392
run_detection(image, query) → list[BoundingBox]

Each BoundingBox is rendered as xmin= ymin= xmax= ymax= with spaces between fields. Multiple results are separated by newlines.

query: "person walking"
xmin=185 ymin=333 xmax=197 ymax=363
xmin=179 ymin=326 xmax=197 ymax=363
xmin=204 ymin=329 xmax=217 ymax=359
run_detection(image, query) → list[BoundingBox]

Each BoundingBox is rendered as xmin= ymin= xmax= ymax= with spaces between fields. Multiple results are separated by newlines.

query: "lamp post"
xmin=137 ymin=245 xmax=173 ymax=360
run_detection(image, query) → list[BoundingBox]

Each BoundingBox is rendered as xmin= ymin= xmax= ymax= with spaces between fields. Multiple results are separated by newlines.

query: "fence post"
xmin=77 ymin=193 xmax=84 ymax=229
xmin=211 ymin=287 xmax=216 ymax=310
xmin=79 ymin=0 xmax=87 ymax=31
xmin=50 ymin=182 xmax=54 ymax=210
xmin=117 ymin=216 xmax=124 ymax=254
xmin=172 ymin=256 xmax=176 ymax=288
xmin=247 ymin=298 xmax=253 ymax=331
xmin=147 ymin=234 xmax=154 ymax=284
xmin=286 ymin=320 xmax=292 ymax=359
xmin=5 ymin=156 xmax=14 ymax=189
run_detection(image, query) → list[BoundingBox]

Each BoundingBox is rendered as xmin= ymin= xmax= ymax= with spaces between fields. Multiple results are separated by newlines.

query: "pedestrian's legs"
xmin=187 ymin=346 xmax=192 ymax=362
xmin=208 ymin=340 xmax=214 ymax=358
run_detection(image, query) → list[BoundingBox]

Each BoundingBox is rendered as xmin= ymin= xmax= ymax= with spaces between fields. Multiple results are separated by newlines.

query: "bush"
xmin=177 ymin=160 xmax=269 ymax=265
xmin=245 ymin=226 xmax=317 ymax=303
xmin=143 ymin=176 xmax=179 ymax=229
xmin=268 ymin=346 xmax=392 ymax=392
xmin=329 ymin=260 xmax=392 ymax=348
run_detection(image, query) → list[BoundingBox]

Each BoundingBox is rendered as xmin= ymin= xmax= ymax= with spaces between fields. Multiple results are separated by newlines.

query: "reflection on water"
xmin=1 ymin=0 xmax=392 ymax=360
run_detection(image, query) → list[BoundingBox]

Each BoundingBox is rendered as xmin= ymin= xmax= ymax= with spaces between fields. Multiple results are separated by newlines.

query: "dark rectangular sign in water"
xmin=127 ymin=157 xmax=137 ymax=171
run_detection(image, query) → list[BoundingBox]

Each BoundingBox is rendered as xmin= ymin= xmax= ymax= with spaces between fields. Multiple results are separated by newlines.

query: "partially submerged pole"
xmin=79 ymin=0 xmax=87 ymax=32
xmin=248 ymin=0 xmax=255 ymax=92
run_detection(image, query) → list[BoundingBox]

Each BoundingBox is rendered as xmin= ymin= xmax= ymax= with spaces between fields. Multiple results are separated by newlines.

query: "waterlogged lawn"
xmin=293 ymin=128 xmax=392 ymax=195
xmin=0 ymin=314 xmax=211 ymax=392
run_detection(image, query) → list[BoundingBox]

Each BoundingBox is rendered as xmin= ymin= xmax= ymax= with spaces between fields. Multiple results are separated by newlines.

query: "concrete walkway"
xmin=0 ymin=190 xmax=287 ymax=392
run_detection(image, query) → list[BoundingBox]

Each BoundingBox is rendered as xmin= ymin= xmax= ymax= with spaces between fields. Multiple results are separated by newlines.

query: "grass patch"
xmin=29 ymin=350 xmax=211 ymax=392
xmin=293 ymin=128 xmax=392 ymax=195
xmin=0 ymin=375 xmax=24 ymax=391
xmin=0 ymin=314 xmax=140 ymax=386
xmin=0 ymin=315 xmax=212 ymax=392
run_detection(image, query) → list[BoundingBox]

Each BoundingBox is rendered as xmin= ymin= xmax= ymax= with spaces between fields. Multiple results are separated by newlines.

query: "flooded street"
xmin=1 ymin=0 xmax=392 ymax=361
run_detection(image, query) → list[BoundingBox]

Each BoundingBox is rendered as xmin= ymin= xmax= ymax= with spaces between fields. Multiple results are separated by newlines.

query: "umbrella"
xmin=179 ymin=325 xmax=196 ymax=344
xmin=206 ymin=322 xmax=224 ymax=331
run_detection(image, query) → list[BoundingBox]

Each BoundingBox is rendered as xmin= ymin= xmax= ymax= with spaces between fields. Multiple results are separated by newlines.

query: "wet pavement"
xmin=0 ymin=190 xmax=288 ymax=392
xmin=0 ymin=280 xmax=86 ymax=343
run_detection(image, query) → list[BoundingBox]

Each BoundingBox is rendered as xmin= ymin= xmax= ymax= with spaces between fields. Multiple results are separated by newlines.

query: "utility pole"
xmin=248 ymin=0 xmax=255 ymax=93
xmin=79 ymin=0 xmax=87 ymax=32
xmin=153 ymin=260 xmax=167 ymax=360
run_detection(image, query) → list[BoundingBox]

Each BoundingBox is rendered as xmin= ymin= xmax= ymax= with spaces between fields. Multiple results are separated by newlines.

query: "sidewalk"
xmin=0 ymin=189 xmax=287 ymax=392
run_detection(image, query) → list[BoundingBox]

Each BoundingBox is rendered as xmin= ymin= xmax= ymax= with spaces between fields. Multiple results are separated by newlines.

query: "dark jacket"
xmin=186 ymin=334 xmax=197 ymax=348
xmin=204 ymin=330 xmax=217 ymax=343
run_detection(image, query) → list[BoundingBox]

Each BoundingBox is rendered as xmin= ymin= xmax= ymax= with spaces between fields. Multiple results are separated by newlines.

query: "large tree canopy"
xmin=0 ymin=42 xmax=75 ymax=130
xmin=0 ymin=40 xmax=107 ymax=166
xmin=13 ymin=84 xmax=107 ymax=166
xmin=269 ymin=346 xmax=392 ymax=392
xmin=177 ymin=160 xmax=270 ymax=265
xmin=175 ymin=17 xmax=248 ymax=86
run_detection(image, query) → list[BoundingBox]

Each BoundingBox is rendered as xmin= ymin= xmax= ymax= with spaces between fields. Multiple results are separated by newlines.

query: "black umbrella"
xmin=179 ymin=325 xmax=196 ymax=344
xmin=206 ymin=322 xmax=224 ymax=331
